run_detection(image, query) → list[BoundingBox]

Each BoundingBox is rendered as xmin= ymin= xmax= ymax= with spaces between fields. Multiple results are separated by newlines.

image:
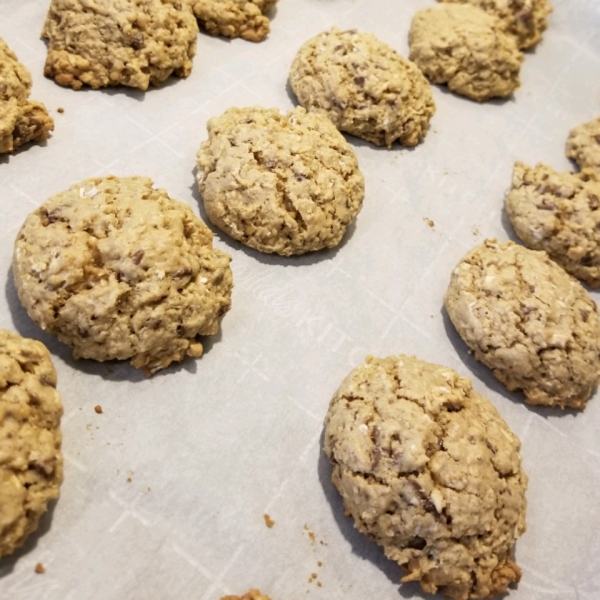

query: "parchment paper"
xmin=0 ymin=1 xmax=599 ymax=599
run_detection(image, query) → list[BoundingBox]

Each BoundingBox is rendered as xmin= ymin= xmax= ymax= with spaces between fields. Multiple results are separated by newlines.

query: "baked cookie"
xmin=0 ymin=329 xmax=63 ymax=559
xmin=324 ymin=354 xmax=527 ymax=600
xmin=193 ymin=0 xmax=278 ymax=42
xmin=566 ymin=116 xmax=600 ymax=171
xmin=289 ymin=28 xmax=435 ymax=148
xmin=409 ymin=4 xmax=524 ymax=102
xmin=41 ymin=0 xmax=198 ymax=91
xmin=506 ymin=162 xmax=600 ymax=287
xmin=221 ymin=591 xmax=272 ymax=600
xmin=438 ymin=0 xmax=552 ymax=50
xmin=13 ymin=176 xmax=233 ymax=375
xmin=196 ymin=106 xmax=365 ymax=256
xmin=445 ymin=239 xmax=600 ymax=409
xmin=0 ymin=37 xmax=54 ymax=154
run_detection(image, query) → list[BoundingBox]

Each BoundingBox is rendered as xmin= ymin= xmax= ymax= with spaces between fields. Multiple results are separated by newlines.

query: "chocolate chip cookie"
xmin=289 ymin=28 xmax=435 ymax=148
xmin=13 ymin=176 xmax=233 ymax=375
xmin=410 ymin=4 xmax=524 ymax=102
xmin=506 ymin=161 xmax=600 ymax=286
xmin=445 ymin=239 xmax=600 ymax=409
xmin=42 ymin=0 xmax=198 ymax=90
xmin=0 ymin=329 xmax=63 ymax=558
xmin=193 ymin=0 xmax=278 ymax=42
xmin=566 ymin=116 xmax=600 ymax=171
xmin=0 ymin=37 xmax=54 ymax=154
xmin=196 ymin=106 xmax=365 ymax=256
xmin=324 ymin=354 xmax=527 ymax=600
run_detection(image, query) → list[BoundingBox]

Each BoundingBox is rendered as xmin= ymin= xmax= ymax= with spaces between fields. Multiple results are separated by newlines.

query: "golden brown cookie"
xmin=0 ymin=37 xmax=54 ymax=154
xmin=13 ymin=176 xmax=233 ymax=375
xmin=41 ymin=0 xmax=198 ymax=90
xmin=196 ymin=106 xmax=365 ymax=256
xmin=409 ymin=4 xmax=523 ymax=102
xmin=324 ymin=354 xmax=527 ymax=600
xmin=506 ymin=161 xmax=600 ymax=287
xmin=289 ymin=28 xmax=435 ymax=148
xmin=0 ymin=329 xmax=63 ymax=559
xmin=438 ymin=0 xmax=552 ymax=50
xmin=445 ymin=239 xmax=600 ymax=409
xmin=566 ymin=116 xmax=600 ymax=171
xmin=193 ymin=0 xmax=278 ymax=42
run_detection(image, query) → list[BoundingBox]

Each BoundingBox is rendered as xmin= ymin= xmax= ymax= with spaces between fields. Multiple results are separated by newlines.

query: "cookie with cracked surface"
xmin=438 ymin=0 xmax=552 ymax=50
xmin=506 ymin=162 xmax=600 ymax=287
xmin=13 ymin=176 xmax=233 ymax=376
xmin=409 ymin=4 xmax=524 ymax=102
xmin=289 ymin=28 xmax=435 ymax=148
xmin=324 ymin=354 xmax=527 ymax=600
xmin=0 ymin=37 xmax=54 ymax=154
xmin=196 ymin=106 xmax=365 ymax=256
xmin=445 ymin=239 xmax=600 ymax=409
xmin=566 ymin=117 xmax=600 ymax=171
xmin=41 ymin=0 xmax=198 ymax=91
xmin=193 ymin=0 xmax=278 ymax=42
xmin=0 ymin=329 xmax=63 ymax=559
xmin=221 ymin=591 xmax=272 ymax=600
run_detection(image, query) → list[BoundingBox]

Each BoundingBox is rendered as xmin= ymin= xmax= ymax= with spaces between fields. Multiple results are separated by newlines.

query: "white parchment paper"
xmin=0 ymin=1 xmax=599 ymax=598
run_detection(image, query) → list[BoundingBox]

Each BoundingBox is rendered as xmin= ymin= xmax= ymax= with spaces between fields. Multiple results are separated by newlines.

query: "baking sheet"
xmin=1 ymin=1 xmax=600 ymax=598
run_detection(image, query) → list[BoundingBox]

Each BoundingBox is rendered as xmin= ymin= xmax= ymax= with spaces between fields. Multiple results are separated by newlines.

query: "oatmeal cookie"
xmin=13 ymin=176 xmax=233 ymax=375
xmin=445 ymin=239 xmax=600 ymax=409
xmin=196 ymin=106 xmax=365 ymax=256
xmin=324 ymin=354 xmax=527 ymax=600
xmin=0 ymin=37 xmax=54 ymax=154
xmin=0 ymin=329 xmax=63 ymax=558
xmin=289 ymin=28 xmax=435 ymax=148
xmin=566 ymin=116 xmax=600 ymax=171
xmin=409 ymin=4 xmax=524 ymax=102
xmin=41 ymin=0 xmax=198 ymax=90
xmin=193 ymin=0 xmax=278 ymax=42
xmin=506 ymin=161 xmax=600 ymax=286
xmin=438 ymin=0 xmax=552 ymax=50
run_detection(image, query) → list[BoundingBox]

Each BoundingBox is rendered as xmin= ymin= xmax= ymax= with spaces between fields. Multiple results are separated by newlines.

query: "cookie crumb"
xmin=303 ymin=525 xmax=316 ymax=544
xmin=94 ymin=405 xmax=103 ymax=414
xmin=263 ymin=513 xmax=275 ymax=528
xmin=317 ymin=561 xmax=322 ymax=567
xmin=423 ymin=217 xmax=435 ymax=228
xmin=126 ymin=477 xmax=132 ymax=483
xmin=57 ymin=107 xmax=64 ymax=113
xmin=220 ymin=590 xmax=272 ymax=600
xmin=34 ymin=563 xmax=45 ymax=574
